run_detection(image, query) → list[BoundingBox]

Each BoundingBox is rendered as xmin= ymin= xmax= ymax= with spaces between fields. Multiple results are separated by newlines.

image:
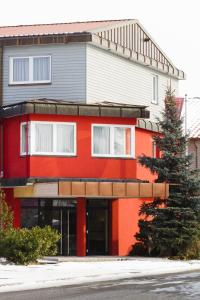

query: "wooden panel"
xmin=71 ymin=182 xmax=85 ymax=196
xmin=13 ymin=181 xmax=169 ymax=199
xmin=86 ymin=182 xmax=99 ymax=196
xmin=153 ymin=183 xmax=166 ymax=198
xmin=59 ymin=181 xmax=72 ymax=196
xmin=126 ymin=183 xmax=140 ymax=197
xmin=14 ymin=186 xmax=34 ymax=198
xmin=113 ymin=183 xmax=126 ymax=197
xmin=99 ymin=182 xmax=113 ymax=197
xmin=140 ymin=183 xmax=153 ymax=197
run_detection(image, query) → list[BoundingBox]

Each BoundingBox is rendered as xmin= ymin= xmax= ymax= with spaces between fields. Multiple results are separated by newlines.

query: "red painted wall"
xmin=4 ymin=188 xmax=20 ymax=228
xmin=111 ymin=198 xmax=143 ymax=255
xmin=3 ymin=114 xmax=137 ymax=180
xmin=110 ymin=128 xmax=160 ymax=256
xmin=76 ymin=198 xmax=86 ymax=256
xmin=135 ymin=127 xmax=158 ymax=181
xmin=3 ymin=116 xmax=30 ymax=178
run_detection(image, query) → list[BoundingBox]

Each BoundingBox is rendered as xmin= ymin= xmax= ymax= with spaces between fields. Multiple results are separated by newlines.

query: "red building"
xmin=0 ymin=20 xmax=184 ymax=256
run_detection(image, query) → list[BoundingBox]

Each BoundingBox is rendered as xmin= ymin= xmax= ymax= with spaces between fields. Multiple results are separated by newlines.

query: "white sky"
xmin=0 ymin=0 xmax=199 ymax=97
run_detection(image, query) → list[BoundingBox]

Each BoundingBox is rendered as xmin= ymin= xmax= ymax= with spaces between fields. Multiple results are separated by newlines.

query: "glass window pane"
xmin=114 ymin=127 xmax=125 ymax=155
xmin=152 ymin=75 xmax=158 ymax=103
xmin=21 ymin=208 xmax=38 ymax=228
xmin=33 ymin=57 xmax=50 ymax=81
xmin=13 ymin=58 xmax=29 ymax=82
xmin=57 ymin=124 xmax=74 ymax=153
xmin=21 ymin=124 xmax=27 ymax=154
xmin=114 ymin=127 xmax=131 ymax=156
xmin=93 ymin=126 xmax=110 ymax=155
xmin=125 ymin=127 xmax=131 ymax=155
xmin=35 ymin=123 xmax=53 ymax=153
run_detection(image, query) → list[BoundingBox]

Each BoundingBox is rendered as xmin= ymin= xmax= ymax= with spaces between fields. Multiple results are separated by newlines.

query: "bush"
xmin=175 ymin=240 xmax=200 ymax=260
xmin=0 ymin=226 xmax=61 ymax=265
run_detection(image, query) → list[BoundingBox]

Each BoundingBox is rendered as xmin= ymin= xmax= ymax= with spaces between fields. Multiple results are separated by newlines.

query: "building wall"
xmin=110 ymin=127 xmax=158 ymax=255
xmin=3 ymin=114 xmax=137 ymax=180
xmin=86 ymin=44 xmax=178 ymax=121
xmin=3 ymin=43 xmax=87 ymax=105
xmin=188 ymin=139 xmax=200 ymax=170
xmin=3 ymin=114 xmax=158 ymax=256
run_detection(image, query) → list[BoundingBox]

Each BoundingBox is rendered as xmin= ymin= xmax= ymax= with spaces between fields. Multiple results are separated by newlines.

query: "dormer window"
xmin=9 ymin=56 xmax=51 ymax=84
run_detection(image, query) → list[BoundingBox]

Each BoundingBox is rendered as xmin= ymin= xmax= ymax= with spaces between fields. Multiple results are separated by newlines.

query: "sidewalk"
xmin=1 ymin=257 xmax=200 ymax=293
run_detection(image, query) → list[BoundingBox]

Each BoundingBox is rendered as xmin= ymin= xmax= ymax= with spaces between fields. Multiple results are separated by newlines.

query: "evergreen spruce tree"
xmin=135 ymin=88 xmax=200 ymax=258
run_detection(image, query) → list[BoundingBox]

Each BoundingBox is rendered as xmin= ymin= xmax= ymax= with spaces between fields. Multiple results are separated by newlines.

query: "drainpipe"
xmin=0 ymin=122 xmax=3 ymax=178
xmin=194 ymin=140 xmax=199 ymax=170
xmin=0 ymin=45 xmax=3 ymax=107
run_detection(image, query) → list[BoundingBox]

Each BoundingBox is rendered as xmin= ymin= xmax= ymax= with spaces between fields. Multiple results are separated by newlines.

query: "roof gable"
xmin=90 ymin=20 xmax=184 ymax=79
xmin=0 ymin=19 xmax=184 ymax=79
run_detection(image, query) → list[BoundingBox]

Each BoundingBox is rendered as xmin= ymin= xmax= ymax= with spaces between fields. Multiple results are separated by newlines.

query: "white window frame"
xmin=20 ymin=122 xmax=30 ymax=156
xmin=152 ymin=74 xmax=159 ymax=104
xmin=92 ymin=124 xmax=135 ymax=158
xmin=20 ymin=121 xmax=76 ymax=156
xmin=9 ymin=55 xmax=51 ymax=85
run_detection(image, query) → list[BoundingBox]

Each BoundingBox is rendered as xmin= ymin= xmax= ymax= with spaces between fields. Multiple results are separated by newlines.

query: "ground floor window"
xmin=21 ymin=199 xmax=77 ymax=256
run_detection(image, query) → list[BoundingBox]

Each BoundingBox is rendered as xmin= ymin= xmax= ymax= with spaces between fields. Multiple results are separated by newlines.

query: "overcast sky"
xmin=0 ymin=0 xmax=199 ymax=97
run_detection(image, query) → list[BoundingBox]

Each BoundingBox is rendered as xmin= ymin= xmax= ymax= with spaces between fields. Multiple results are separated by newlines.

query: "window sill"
xmin=20 ymin=154 xmax=77 ymax=158
xmin=92 ymin=155 xmax=135 ymax=160
xmin=9 ymin=82 xmax=52 ymax=87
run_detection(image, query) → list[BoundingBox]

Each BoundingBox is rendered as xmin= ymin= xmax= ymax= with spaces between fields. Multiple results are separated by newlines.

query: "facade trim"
xmin=13 ymin=181 xmax=169 ymax=199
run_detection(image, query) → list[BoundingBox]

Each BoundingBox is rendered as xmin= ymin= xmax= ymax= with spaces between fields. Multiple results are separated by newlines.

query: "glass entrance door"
xmin=39 ymin=207 xmax=76 ymax=256
xmin=21 ymin=199 xmax=76 ymax=256
xmin=86 ymin=199 xmax=109 ymax=255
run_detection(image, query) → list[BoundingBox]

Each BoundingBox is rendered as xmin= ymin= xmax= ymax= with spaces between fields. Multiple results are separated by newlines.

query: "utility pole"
xmin=184 ymin=93 xmax=187 ymax=135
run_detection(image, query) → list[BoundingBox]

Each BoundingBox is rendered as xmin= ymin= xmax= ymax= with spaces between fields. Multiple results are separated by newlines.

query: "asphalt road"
xmin=1 ymin=271 xmax=200 ymax=300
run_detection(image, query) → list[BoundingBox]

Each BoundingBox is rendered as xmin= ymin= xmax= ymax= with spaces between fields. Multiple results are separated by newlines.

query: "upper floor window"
xmin=20 ymin=121 xmax=76 ymax=156
xmin=92 ymin=124 xmax=135 ymax=158
xmin=152 ymin=74 xmax=158 ymax=104
xmin=9 ymin=56 xmax=51 ymax=85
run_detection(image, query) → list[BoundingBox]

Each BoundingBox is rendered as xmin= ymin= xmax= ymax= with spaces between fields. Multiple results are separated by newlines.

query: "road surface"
xmin=1 ymin=271 xmax=200 ymax=299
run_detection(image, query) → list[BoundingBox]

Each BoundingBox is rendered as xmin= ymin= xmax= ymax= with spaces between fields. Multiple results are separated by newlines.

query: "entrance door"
xmin=21 ymin=199 xmax=76 ymax=256
xmin=39 ymin=207 xmax=76 ymax=256
xmin=86 ymin=199 xmax=109 ymax=255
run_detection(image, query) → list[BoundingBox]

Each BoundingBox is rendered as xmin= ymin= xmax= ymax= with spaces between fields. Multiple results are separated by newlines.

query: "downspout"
xmin=0 ymin=45 xmax=3 ymax=177
xmin=0 ymin=45 xmax=3 ymax=107
xmin=194 ymin=140 xmax=199 ymax=170
xmin=0 ymin=122 xmax=3 ymax=178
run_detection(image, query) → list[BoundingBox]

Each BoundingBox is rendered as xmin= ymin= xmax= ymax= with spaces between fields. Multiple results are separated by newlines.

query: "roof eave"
xmin=0 ymin=32 xmax=92 ymax=46
xmin=90 ymin=35 xmax=185 ymax=80
xmin=0 ymin=100 xmax=150 ymax=119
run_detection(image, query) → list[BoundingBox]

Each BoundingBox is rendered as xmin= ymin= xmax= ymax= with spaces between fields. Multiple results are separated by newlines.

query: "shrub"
xmin=0 ymin=189 xmax=13 ymax=230
xmin=0 ymin=226 xmax=61 ymax=265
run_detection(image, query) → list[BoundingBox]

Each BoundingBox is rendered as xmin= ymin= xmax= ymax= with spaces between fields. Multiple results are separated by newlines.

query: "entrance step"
xmin=43 ymin=256 xmax=137 ymax=262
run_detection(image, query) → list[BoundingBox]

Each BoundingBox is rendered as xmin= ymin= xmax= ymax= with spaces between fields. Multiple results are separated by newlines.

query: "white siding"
xmin=86 ymin=44 xmax=178 ymax=121
xmin=3 ymin=43 xmax=87 ymax=105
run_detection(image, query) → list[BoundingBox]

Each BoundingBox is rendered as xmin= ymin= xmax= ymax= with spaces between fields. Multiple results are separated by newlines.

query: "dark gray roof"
xmin=0 ymin=99 xmax=150 ymax=119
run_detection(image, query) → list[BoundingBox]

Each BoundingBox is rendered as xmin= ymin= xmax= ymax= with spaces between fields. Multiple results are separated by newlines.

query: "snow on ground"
xmin=0 ymin=257 xmax=200 ymax=293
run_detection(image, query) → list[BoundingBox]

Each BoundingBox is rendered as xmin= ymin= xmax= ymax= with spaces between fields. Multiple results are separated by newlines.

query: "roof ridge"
xmin=0 ymin=19 xmax=133 ymax=30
